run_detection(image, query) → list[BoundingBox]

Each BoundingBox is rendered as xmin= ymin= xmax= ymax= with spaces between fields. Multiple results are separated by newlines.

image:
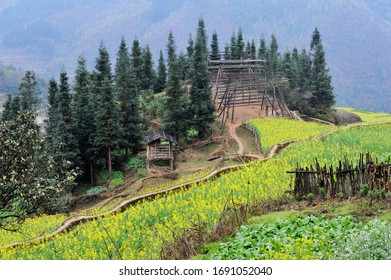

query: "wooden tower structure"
xmin=144 ymin=131 xmax=177 ymax=171
xmin=208 ymin=59 xmax=293 ymax=129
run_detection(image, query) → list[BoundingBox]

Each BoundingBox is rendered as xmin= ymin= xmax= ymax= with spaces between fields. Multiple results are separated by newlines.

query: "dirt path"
xmin=227 ymin=122 xmax=244 ymax=155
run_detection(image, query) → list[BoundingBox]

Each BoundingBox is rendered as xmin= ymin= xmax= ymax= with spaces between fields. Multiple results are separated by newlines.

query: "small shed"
xmin=144 ymin=131 xmax=178 ymax=171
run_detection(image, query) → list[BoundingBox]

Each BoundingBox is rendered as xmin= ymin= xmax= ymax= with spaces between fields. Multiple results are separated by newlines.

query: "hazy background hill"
xmin=0 ymin=0 xmax=390 ymax=112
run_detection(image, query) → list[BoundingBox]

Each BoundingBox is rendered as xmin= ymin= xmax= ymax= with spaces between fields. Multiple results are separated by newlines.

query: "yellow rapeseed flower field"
xmin=0 ymin=121 xmax=389 ymax=259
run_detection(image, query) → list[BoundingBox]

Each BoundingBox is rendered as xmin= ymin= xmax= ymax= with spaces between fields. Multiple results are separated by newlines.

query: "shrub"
xmin=127 ymin=155 xmax=145 ymax=170
xmin=359 ymin=184 xmax=369 ymax=197
xmin=109 ymin=178 xmax=124 ymax=189
xmin=86 ymin=186 xmax=107 ymax=195
xmin=186 ymin=128 xmax=199 ymax=141
xmin=306 ymin=193 xmax=315 ymax=203
xmin=334 ymin=220 xmax=391 ymax=260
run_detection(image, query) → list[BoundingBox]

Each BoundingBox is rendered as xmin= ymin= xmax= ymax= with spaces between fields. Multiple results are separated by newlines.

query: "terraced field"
xmin=1 ymin=119 xmax=390 ymax=260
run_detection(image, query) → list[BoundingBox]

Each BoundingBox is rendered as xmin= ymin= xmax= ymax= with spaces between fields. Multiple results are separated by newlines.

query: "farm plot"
xmin=247 ymin=118 xmax=333 ymax=151
xmin=1 ymin=123 xmax=390 ymax=259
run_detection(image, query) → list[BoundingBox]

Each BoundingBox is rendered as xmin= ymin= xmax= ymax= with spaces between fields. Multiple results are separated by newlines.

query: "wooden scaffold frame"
xmin=208 ymin=58 xmax=293 ymax=129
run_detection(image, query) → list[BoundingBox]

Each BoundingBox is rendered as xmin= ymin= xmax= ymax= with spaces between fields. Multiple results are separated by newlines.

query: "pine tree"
xmin=95 ymin=42 xmax=112 ymax=86
xmin=268 ymin=34 xmax=279 ymax=75
xmin=162 ymin=58 xmax=189 ymax=140
xmin=154 ymin=50 xmax=167 ymax=93
xmin=309 ymin=28 xmax=334 ymax=116
xmin=54 ymin=70 xmax=79 ymax=170
xmin=230 ymin=32 xmax=237 ymax=59
xmin=291 ymin=47 xmax=300 ymax=89
xmin=189 ymin=19 xmax=215 ymax=138
xmin=131 ymin=38 xmax=143 ymax=88
xmin=94 ymin=77 xmax=122 ymax=179
xmin=177 ymin=52 xmax=188 ymax=81
xmin=187 ymin=34 xmax=194 ymax=59
xmin=282 ymin=49 xmax=293 ymax=88
xmin=115 ymin=38 xmax=142 ymax=155
xmin=73 ymin=55 xmax=96 ymax=184
xmin=224 ymin=44 xmax=231 ymax=60
xmin=197 ymin=18 xmax=208 ymax=54
xmin=45 ymin=78 xmax=59 ymax=146
xmin=19 ymin=71 xmax=40 ymax=112
xmin=1 ymin=95 xmax=13 ymax=121
xmin=258 ymin=37 xmax=267 ymax=60
xmin=166 ymin=31 xmax=177 ymax=70
xmin=57 ymin=70 xmax=72 ymax=126
xmin=236 ymin=27 xmax=245 ymax=59
xmin=250 ymin=39 xmax=257 ymax=59
xmin=141 ymin=45 xmax=156 ymax=90
xmin=245 ymin=41 xmax=251 ymax=59
xmin=298 ymin=49 xmax=312 ymax=92
xmin=210 ymin=31 xmax=221 ymax=60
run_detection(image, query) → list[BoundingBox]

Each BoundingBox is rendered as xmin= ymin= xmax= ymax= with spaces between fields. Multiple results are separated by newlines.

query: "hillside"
xmin=0 ymin=0 xmax=390 ymax=112
xmin=0 ymin=117 xmax=390 ymax=260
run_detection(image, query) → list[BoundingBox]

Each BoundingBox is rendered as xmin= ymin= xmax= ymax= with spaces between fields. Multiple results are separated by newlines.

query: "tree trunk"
xmin=108 ymin=147 xmax=112 ymax=180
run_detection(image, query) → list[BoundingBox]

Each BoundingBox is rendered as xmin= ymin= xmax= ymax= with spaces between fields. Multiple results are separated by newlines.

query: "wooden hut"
xmin=144 ymin=131 xmax=177 ymax=171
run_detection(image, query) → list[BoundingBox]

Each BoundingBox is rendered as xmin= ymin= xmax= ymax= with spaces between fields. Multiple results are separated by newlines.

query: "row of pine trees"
xmin=1 ymin=20 xmax=334 ymax=194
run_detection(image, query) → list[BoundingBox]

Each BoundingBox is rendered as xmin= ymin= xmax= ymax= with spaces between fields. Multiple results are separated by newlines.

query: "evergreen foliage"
xmin=309 ymin=28 xmax=334 ymax=116
xmin=1 ymin=94 xmax=13 ymax=122
xmin=93 ymin=77 xmax=122 ymax=179
xmin=115 ymin=38 xmax=143 ymax=155
xmin=53 ymin=70 xmax=80 ymax=171
xmin=72 ymin=55 xmax=95 ymax=181
xmin=162 ymin=58 xmax=189 ymax=140
xmin=45 ymin=78 xmax=59 ymax=146
xmin=141 ymin=45 xmax=156 ymax=91
xmin=210 ymin=31 xmax=221 ymax=60
xmin=188 ymin=19 xmax=215 ymax=138
xmin=95 ymin=42 xmax=112 ymax=85
xmin=236 ymin=27 xmax=245 ymax=59
xmin=19 ymin=71 xmax=40 ymax=112
xmin=154 ymin=50 xmax=167 ymax=93
xmin=130 ymin=38 xmax=143 ymax=88
xmin=258 ymin=37 xmax=267 ymax=60
xmin=166 ymin=31 xmax=176 ymax=70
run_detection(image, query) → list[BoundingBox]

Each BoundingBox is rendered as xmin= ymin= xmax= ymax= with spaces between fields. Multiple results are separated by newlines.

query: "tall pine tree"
xmin=309 ymin=28 xmax=334 ymax=117
xmin=162 ymin=58 xmax=189 ymax=140
xmin=166 ymin=31 xmax=177 ymax=71
xmin=73 ymin=55 xmax=96 ymax=184
xmin=188 ymin=19 xmax=215 ymax=138
xmin=141 ymin=45 xmax=156 ymax=90
xmin=115 ymin=38 xmax=142 ymax=155
xmin=154 ymin=50 xmax=167 ymax=93
xmin=258 ymin=37 xmax=267 ymax=60
xmin=210 ymin=31 xmax=221 ymax=60
xmin=19 ymin=71 xmax=40 ymax=112
xmin=54 ymin=70 xmax=79 ymax=171
xmin=45 ymin=78 xmax=59 ymax=147
xmin=94 ymin=77 xmax=122 ymax=179
xmin=131 ymin=38 xmax=143 ymax=88
xmin=94 ymin=43 xmax=122 ymax=179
